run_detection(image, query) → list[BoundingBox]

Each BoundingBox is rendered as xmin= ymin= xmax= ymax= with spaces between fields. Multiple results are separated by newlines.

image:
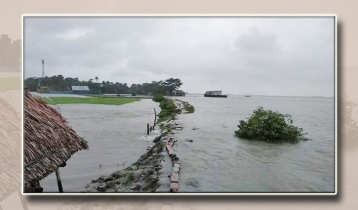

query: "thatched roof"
xmin=0 ymin=96 xmax=21 ymax=201
xmin=24 ymin=90 xmax=88 ymax=186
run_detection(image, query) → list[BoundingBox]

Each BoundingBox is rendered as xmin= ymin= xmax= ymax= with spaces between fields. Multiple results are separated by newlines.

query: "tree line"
xmin=24 ymin=75 xmax=184 ymax=96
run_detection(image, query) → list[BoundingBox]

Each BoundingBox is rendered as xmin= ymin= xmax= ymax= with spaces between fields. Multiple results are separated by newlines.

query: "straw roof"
xmin=0 ymin=96 xmax=21 ymax=201
xmin=24 ymin=90 xmax=88 ymax=186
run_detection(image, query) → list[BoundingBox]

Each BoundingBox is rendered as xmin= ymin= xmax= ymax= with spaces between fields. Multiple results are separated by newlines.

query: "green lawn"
xmin=43 ymin=97 xmax=141 ymax=105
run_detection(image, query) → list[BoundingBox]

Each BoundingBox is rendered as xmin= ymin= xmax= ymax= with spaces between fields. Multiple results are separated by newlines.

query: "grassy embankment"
xmin=157 ymin=99 xmax=177 ymax=124
xmin=153 ymin=94 xmax=195 ymax=124
xmin=176 ymin=99 xmax=195 ymax=113
xmin=35 ymin=96 xmax=140 ymax=105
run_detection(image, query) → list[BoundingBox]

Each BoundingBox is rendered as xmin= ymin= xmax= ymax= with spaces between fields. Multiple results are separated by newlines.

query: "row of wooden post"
xmin=147 ymin=108 xmax=157 ymax=135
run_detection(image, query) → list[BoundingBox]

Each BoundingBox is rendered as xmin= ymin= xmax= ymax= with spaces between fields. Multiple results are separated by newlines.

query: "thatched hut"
xmin=24 ymin=90 xmax=88 ymax=192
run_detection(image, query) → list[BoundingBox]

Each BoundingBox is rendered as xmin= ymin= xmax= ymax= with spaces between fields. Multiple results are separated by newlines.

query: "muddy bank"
xmin=85 ymin=98 xmax=194 ymax=193
xmin=85 ymin=135 xmax=165 ymax=192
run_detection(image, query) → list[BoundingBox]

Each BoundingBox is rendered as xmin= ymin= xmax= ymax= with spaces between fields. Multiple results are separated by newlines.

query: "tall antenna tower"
xmin=41 ymin=59 xmax=45 ymax=78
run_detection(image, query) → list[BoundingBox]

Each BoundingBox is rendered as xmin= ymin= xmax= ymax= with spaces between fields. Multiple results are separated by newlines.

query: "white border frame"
xmin=21 ymin=14 xmax=337 ymax=196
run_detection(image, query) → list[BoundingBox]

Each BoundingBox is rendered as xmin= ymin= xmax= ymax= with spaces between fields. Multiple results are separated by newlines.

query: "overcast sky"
xmin=24 ymin=17 xmax=335 ymax=97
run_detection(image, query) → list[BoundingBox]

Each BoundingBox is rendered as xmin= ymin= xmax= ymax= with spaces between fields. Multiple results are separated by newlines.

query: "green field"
xmin=38 ymin=96 xmax=141 ymax=105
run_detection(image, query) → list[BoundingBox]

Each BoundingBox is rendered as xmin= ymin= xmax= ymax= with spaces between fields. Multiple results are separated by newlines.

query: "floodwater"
xmin=40 ymin=94 xmax=334 ymax=193
xmin=40 ymin=99 xmax=160 ymax=192
xmin=172 ymin=94 xmax=335 ymax=192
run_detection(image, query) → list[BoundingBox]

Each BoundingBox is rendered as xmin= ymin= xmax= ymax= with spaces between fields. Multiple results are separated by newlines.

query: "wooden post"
xmin=55 ymin=167 xmax=63 ymax=193
xmin=153 ymin=108 xmax=157 ymax=129
xmin=147 ymin=123 xmax=149 ymax=135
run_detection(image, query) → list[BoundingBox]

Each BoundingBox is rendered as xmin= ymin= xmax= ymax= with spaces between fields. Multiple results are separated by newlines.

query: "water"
xmin=172 ymin=94 xmax=335 ymax=192
xmin=40 ymin=94 xmax=334 ymax=193
xmin=40 ymin=99 xmax=160 ymax=192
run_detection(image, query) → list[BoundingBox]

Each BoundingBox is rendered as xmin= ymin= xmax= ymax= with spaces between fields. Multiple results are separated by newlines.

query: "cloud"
xmin=24 ymin=17 xmax=335 ymax=97
xmin=55 ymin=28 xmax=93 ymax=40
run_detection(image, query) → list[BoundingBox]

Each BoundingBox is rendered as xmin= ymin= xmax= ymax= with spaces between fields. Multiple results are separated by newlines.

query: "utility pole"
xmin=41 ymin=59 xmax=45 ymax=78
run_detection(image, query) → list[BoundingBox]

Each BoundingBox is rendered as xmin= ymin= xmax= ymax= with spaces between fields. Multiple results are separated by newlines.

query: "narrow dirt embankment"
xmin=85 ymin=98 xmax=194 ymax=192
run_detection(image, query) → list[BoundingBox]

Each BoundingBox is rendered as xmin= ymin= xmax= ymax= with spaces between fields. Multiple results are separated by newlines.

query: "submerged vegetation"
xmin=37 ymin=96 xmax=140 ymax=105
xmin=175 ymin=99 xmax=195 ymax=113
xmin=235 ymin=107 xmax=306 ymax=143
xmin=182 ymin=101 xmax=195 ymax=113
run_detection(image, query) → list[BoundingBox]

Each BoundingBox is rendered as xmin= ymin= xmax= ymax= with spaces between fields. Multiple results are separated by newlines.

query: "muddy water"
xmin=40 ymin=94 xmax=334 ymax=193
xmin=172 ymin=94 xmax=335 ymax=192
xmin=40 ymin=99 xmax=160 ymax=192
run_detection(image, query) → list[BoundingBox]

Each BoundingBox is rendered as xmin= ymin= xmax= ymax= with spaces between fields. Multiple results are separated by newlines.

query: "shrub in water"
xmin=153 ymin=93 xmax=164 ymax=102
xmin=235 ymin=107 xmax=306 ymax=143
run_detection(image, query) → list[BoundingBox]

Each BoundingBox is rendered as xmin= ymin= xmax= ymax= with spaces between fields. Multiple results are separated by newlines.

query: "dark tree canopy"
xmin=164 ymin=78 xmax=183 ymax=96
xmin=24 ymin=75 xmax=184 ymax=96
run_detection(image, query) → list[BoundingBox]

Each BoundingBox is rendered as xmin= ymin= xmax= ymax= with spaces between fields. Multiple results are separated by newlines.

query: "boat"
xmin=204 ymin=91 xmax=227 ymax=98
xmin=244 ymin=95 xmax=251 ymax=97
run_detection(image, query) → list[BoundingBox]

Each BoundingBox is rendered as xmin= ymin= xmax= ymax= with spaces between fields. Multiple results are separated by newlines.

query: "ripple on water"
xmin=173 ymin=95 xmax=335 ymax=192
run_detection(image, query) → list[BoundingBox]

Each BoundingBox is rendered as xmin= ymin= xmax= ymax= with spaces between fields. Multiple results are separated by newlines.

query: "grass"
xmin=38 ymin=96 xmax=141 ymax=105
xmin=124 ymin=173 xmax=135 ymax=186
xmin=176 ymin=99 xmax=195 ymax=113
xmin=157 ymin=99 xmax=177 ymax=123
xmin=183 ymin=102 xmax=195 ymax=113
xmin=83 ymin=94 xmax=118 ymax=98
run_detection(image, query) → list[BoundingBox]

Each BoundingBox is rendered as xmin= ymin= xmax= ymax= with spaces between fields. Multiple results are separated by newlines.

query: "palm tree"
xmin=95 ymin=76 xmax=99 ymax=82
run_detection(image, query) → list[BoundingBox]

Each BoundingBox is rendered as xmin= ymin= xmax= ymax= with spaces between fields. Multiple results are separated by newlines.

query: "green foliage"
xmin=152 ymin=93 xmax=164 ymax=102
xmin=235 ymin=107 xmax=306 ymax=143
xmin=157 ymin=99 xmax=177 ymax=123
xmin=175 ymin=99 xmax=195 ymax=113
xmin=183 ymin=101 xmax=195 ymax=113
xmin=164 ymin=78 xmax=183 ymax=96
xmin=124 ymin=173 xmax=135 ymax=185
xmin=24 ymin=75 xmax=184 ymax=96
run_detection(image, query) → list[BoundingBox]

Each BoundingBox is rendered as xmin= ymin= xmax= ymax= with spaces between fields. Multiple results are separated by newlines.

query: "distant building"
xmin=204 ymin=90 xmax=227 ymax=98
xmin=71 ymin=86 xmax=101 ymax=94
xmin=71 ymin=86 xmax=90 ymax=94
xmin=172 ymin=90 xmax=185 ymax=96
xmin=205 ymin=91 xmax=222 ymax=95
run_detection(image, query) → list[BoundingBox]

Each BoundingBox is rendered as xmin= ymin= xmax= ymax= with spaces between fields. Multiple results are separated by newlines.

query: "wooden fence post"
xmin=153 ymin=108 xmax=157 ymax=129
xmin=55 ymin=167 xmax=63 ymax=193
xmin=147 ymin=123 xmax=149 ymax=135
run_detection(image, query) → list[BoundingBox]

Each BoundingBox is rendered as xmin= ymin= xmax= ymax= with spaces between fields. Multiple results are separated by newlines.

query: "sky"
xmin=24 ymin=16 xmax=335 ymax=97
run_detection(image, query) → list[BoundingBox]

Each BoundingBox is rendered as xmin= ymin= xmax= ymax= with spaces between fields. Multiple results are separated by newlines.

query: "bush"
xmin=157 ymin=99 xmax=177 ymax=123
xmin=183 ymin=101 xmax=195 ymax=113
xmin=153 ymin=93 xmax=164 ymax=102
xmin=235 ymin=107 xmax=306 ymax=143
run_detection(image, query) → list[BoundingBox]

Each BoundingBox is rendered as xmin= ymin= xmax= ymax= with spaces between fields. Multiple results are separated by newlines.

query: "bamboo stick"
xmin=55 ymin=167 xmax=63 ymax=193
